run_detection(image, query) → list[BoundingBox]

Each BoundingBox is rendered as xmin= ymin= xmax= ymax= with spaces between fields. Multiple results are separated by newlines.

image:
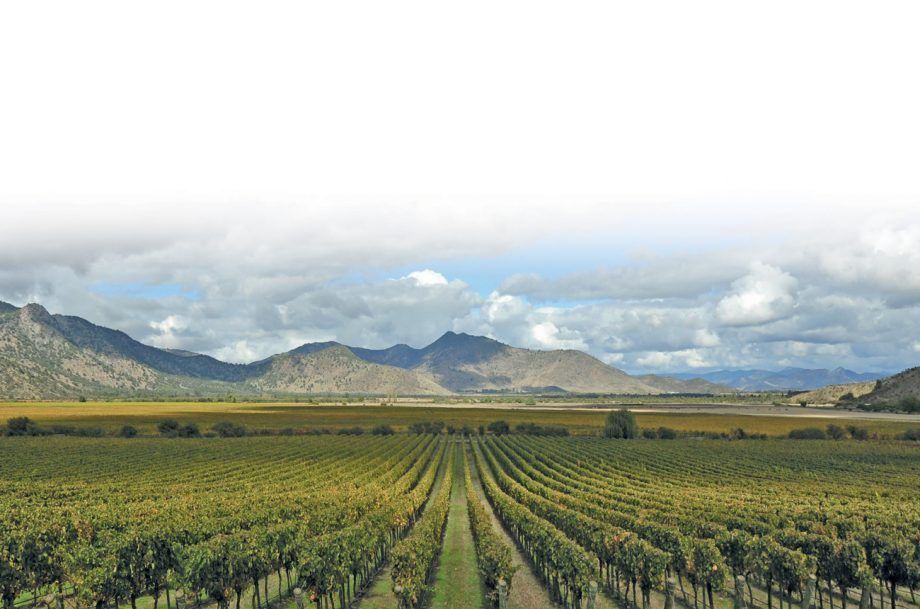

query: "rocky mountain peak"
xmin=19 ymin=302 xmax=54 ymax=325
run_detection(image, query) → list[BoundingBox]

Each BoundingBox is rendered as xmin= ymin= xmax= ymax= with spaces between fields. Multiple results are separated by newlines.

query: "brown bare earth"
xmin=792 ymin=381 xmax=877 ymax=405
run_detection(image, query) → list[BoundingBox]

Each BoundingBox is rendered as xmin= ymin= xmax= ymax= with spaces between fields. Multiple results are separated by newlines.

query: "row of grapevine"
xmin=462 ymin=445 xmax=516 ymax=608
xmin=391 ymin=441 xmax=454 ymax=609
xmin=471 ymin=440 xmax=595 ymax=609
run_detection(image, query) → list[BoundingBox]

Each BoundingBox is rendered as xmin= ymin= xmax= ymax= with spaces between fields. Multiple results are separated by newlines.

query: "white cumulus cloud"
xmin=636 ymin=349 xmax=713 ymax=370
xmin=405 ymin=269 xmax=449 ymax=286
xmin=148 ymin=315 xmax=189 ymax=349
xmin=716 ymin=263 xmax=798 ymax=327
xmin=693 ymin=329 xmax=721 ymax=347
xmin=530 ymin=322 xmax=588 ymax=351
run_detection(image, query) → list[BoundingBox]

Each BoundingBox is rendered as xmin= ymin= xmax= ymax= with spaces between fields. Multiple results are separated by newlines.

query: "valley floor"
xmin=1 ymin=400 xmax=917 ymax=436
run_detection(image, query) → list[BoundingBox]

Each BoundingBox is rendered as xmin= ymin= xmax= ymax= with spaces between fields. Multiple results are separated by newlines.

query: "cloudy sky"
xmin=1 ymin=1 xmax=919 ymax=373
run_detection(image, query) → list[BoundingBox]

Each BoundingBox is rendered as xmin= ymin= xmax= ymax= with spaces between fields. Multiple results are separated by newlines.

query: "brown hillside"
xmin=793 ymin=381 xmax=877 ymax=405
xmin=857 ymin=367 xmax=920 ymax=405
xmin=253 ymin=345 xmax=449 ymax=395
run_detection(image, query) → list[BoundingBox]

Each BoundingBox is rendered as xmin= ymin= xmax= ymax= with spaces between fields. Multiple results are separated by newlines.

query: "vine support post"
xmin=665 ymin=578 xmax=676 ymax=609
xmin=859 ymin=588 xmax=870 ymax=609
xmin=587 ymin=581 xmax=598 ymax=609
xmin=801 ymin=576 xmax=817 ymax=609
xmin=175 ymin=592 xmax=185 ymax=609
xmin=293 ymin=588 xmax=304 ymax=609
xmin=498 ymin=579 xmax=509 ymax=609
xmin=735 ymin=575 xmax=748 ymax=609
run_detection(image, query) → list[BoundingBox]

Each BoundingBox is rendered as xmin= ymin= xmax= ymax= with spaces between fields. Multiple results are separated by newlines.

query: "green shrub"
xmin=487 ymin=420 xmax=510 ymax=435
xmin=157 ymin=419 xmax=180 ymax=436
xmin=604 ymin=409 xmax=638 ymax=439
xmin=177 ymin=423 xmax=201 ymax=438
xmin=119 ymin=425 xmax=138 ymax=438
xmin=729 ymin=427 xmax=748 ymax=440
xmin=408 ymin=421 xmax=445 ymax=434
xmin=211 ymin=421 xmax=248 ymax=437
xmin=4 ymin=417 xmax=44 ymax=436
xmin=513 ymin=422 xmax=568 ymax=436
xmin=371 ymin=424 xmax=395 ymax=435
xmin=788 ymin=427 xmax=827 ymax=440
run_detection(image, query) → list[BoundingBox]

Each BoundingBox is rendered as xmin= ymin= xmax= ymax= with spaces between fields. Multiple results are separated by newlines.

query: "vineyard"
xmin=0 ymin=435 xmax=917 ymax=609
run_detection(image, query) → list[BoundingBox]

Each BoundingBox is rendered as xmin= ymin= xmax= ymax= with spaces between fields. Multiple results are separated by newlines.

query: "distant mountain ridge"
xmin=670 ymin=367 xmax=888 ymax=391
xmin=347 ymin=331 xmax=667 ymax=393
xmin=0 ymin=300 xmax=851 ymax=398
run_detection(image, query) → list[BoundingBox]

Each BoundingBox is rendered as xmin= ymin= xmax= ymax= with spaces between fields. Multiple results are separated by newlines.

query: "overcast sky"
xmin=1 ymin=1 xmax=919 ymax=373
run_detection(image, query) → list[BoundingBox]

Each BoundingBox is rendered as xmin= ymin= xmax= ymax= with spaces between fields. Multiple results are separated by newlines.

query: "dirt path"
xmin=465 ymin=441 xmax=560 ymax=609
xmin=429 ymin=442 xmax=486 ymax=609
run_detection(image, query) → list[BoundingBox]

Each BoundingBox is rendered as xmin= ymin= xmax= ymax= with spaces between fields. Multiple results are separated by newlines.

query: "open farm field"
xmin=0 ymin=401 xmax=917 ymax=437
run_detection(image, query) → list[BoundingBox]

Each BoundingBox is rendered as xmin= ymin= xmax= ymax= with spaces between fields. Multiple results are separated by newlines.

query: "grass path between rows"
xmin=429 ymin=443 xmax=486 ymax=609
xmin=353 ymin=564 xmax=397 ymax=609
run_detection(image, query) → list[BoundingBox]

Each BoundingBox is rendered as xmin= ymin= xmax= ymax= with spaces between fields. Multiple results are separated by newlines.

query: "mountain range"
xmin=669 ymin=367 xmax=888 ymax=391
xmin=1 ymin=301 xmax=906 ymax=400
xmin=0 ymin=301 xmax=734 ymax=399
